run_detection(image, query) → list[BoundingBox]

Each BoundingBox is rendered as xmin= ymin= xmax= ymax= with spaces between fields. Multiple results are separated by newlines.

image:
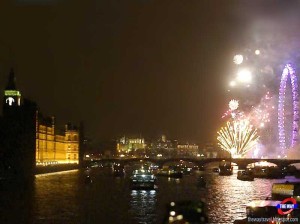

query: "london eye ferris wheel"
xmin=278 ymin=64 xmax=299 ymax=155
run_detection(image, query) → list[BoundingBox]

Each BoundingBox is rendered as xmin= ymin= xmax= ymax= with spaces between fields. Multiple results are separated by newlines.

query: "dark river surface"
xmin=1 ymin=166 xmax=300 ymax=224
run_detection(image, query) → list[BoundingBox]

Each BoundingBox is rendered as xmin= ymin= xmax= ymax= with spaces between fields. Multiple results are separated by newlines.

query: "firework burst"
xmin=222 ymin=99 xmax=240 ymax=119
xmin=217 ymin=119 xmax=259 ymax=158
xmin=229 ymin=99 xmax=239 ymax=111
xmin=247 ymin=91 xmax=274 ymax=129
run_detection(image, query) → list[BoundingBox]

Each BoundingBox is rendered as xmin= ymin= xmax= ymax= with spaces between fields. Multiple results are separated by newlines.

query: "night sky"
xmin=0 ymin=1 xmax=300 ymax=143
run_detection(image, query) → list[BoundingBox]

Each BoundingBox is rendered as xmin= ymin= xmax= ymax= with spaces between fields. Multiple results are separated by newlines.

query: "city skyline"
xmin=1 ymin=1 xmax=300 ymax=143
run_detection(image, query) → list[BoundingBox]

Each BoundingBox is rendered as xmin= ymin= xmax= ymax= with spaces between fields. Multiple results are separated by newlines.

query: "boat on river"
xmin=130 ymin=167 xmax=157 ymax=190
xmin=219 ymin=160 xmax=233 ymax=176
xmin=113 ymin=163 xmax=125 ymax=177
xmin=212 ymin=167 xmax=219 ymax=173
xmin=156 ymin=166 xmax=183 ymax=178
xmin=251 ymin=166 xmax=285 ymax=179
xmin=237 ymin=170 xmax=254 ymax=181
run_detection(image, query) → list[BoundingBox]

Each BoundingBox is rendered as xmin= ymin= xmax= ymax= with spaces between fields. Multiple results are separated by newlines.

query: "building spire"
xmin=5 ymin=68 xmax=16 ymax=90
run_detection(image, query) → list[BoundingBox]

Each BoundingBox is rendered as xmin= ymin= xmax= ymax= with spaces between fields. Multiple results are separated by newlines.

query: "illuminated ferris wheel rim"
xmin=278 ymin=64 xmax=299 ymax=152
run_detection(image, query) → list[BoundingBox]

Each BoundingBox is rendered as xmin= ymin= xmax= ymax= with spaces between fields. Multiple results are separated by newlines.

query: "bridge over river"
xmin=88 ymin=157 xmax=300 ymax=169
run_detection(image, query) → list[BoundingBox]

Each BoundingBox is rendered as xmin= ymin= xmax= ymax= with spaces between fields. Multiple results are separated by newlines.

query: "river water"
xmin=0 ymin=166 xmax=299 ymax=224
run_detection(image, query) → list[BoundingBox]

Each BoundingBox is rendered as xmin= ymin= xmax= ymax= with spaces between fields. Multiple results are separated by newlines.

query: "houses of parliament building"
xmin=0 ymin=69 xmax=81 ymax=178
xmin=36 ymin=114 xmax=79 ymax=165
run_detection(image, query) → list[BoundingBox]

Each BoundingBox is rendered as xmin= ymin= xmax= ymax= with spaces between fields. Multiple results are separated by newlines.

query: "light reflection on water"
xmin=205 ymin=173 xmax=300 ymax=223
xmin=130 ymin=190 xmax=157 ymax=224
xmin=34 ymin=169 xmax=81 ymax=224
xmin=0 ymin=168 xmax=300 ymax=223
xmin=167 ymin=177 xmax=181 ymax=183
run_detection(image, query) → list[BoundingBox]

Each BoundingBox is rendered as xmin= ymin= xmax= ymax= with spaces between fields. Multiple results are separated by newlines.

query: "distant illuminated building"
xmin=177 ymin=143 xmax=199 ymax=157
xmin=201 ymin=142 xmax=224 ymax=158
xmin=117 ymin=136 xmax=145 ymax=154
xmin=35 ymin=114 xmax=79 ymax=165
xmin=151 ymin=135 xmax=177 ymax=152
